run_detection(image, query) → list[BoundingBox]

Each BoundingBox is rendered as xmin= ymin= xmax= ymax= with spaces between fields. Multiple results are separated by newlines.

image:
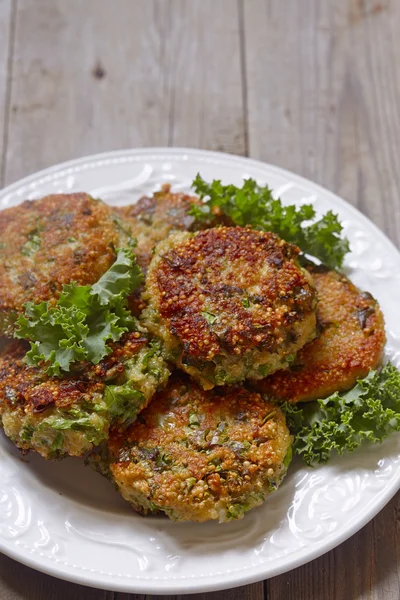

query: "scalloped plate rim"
xmin=0 ymin=147 xmax=399 ymax=595
xmin=1 ymin=146 xmax=400 ymax=263
xmin=0 ymin=472 xmax=399 ymax=596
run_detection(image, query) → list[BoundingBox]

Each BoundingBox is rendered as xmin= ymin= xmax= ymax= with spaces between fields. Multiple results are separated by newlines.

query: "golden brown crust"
xmin=0 ymin=332 xmax=170 ymax=460
xmin=0 ymin=333 xmax=147 ymax=416
xmin=107 ymin=372 xmax=292 ymax=522
xmin=0 ymin=193 xmax=128 ymax=334
xmin=116 ymin=184 xmax=228 ymax=314
xmin=253 ymin=265 xmax=386 ymax=403
xmin=143 ymin=227 xmax=317 ymax=385
xmin=117 ymin=185 xmax=211 ymax=273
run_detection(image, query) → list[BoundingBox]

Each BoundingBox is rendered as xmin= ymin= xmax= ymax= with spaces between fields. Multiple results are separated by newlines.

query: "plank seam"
xmin=264 ymin=577 xmax=269 ymax=600
xmin=0 ymin=0 xmax=17 ymax=186
xmin=165 ymin=0 xmax=175 ymax=148
xmin=238 ymin=0 xmax=249 ymax=158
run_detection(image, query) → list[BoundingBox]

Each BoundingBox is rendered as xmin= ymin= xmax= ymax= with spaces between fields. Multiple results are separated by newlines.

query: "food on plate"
xmin=0 ymin=334 xmax=170 ymax=460
xmin=142 ymin=226 xmax=317 ymax=389
xmin=116 ymin=184 xmax=226 ymax=275
xmin=283 ymin=362 xmax=400 ymax=465
xmin=190 ymin=174 xmax=350 ymax=269
xmin=116 ymin=184 xmax=227 ymax=313
xmin=1 ymin=169 xmax=399 ymax=525
xmin=91 ymin=373 xmax=292 ymax=523
xmin=0 ymin=193 xmax=132 ymax=336
xmin=14 ymin=247 xmax=143 ymax=376
xmin=183 ymin=176 xmax=399 ymax=469
xmin=253 ymin=264 xmax=386 ymax=402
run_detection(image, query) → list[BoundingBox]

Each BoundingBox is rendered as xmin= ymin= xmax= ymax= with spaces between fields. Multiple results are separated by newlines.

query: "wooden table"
xmin=0 ymin=1 xmax=399 ymax=598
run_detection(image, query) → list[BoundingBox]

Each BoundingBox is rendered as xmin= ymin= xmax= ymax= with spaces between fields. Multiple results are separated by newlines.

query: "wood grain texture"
xmin=4 ymin=0 xmax=245 ymax=185
xmin=0 ymin=0 xmax=12 ymax=185
xmin=164 ymin=0 xmax=245 ymax=155
xmin=266 ymin=494 xmax=400 ymax=600
xmin=4 ymin=0 xmax=171 ymax=184
xmin=0 ymin=554 xmax=114 ymax=600
xmin=115 ymin=583 xmax=264 ymax=600
xmin=244 ymin=1 xmax=400 ymax=598
xmin=0 ymin=0 xmax=399 ymax=599
xmin=243 ymin=0 xmax=400 ymax=248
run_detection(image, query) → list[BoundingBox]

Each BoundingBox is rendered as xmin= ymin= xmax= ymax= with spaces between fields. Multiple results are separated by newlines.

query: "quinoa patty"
xmin=253 ymin=265 xmax=386 ymax=403
xmin=0 ymin=333 xmax=170 ymax=459
xmin=93 ymin=373 xmax=292 ymax=523
xmin=0 ymin=193 xmax=131 ymax=335
xmin=116 ymin=184 xmax=227 ymax=314
xmin=142 ymin=227 xmax=317 ymax=389
xmin=116 ymin=184 xmax=223 ymax=274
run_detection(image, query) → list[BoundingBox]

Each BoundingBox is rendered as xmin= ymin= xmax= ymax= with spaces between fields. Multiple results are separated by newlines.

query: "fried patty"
xmin=142 ymin=227 xmax=317 ymax=389
xmin=116 ymin=184 xmax=218 ymax=273
xmin=93 ymin=373 xmax=292 ymax=523
xmin=252 ymin=265 xmax=386 ymax=403
xmin=0 ymin=193 xmax=131 ymax=335
xmin=116 ymin=184 xmax=227 ymax=314
xmin=0 ymin=333 xmax=170 ymax=459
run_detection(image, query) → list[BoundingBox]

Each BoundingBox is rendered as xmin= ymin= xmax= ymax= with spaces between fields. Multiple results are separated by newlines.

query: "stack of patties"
xmin=91 ymin=214 xmax=319 ymax=522
xmin=0 ymin=187 xmax=223 ymax=460
xmin=251 ymin=263 xmax=385 ymax=403
xmin=0 ymin=186 xmax=386 ymax=524
xmin=0 ymin=193 xmax=171 ymax=459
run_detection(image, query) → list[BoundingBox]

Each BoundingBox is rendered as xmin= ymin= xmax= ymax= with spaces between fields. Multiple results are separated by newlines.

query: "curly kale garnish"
xmin=15 ymin=248 xmax=143 ymax=376
xmin=282 ymin=364 xmax=400 ymax=465
xmin=190 ymin=174 xmax=350 ymax=269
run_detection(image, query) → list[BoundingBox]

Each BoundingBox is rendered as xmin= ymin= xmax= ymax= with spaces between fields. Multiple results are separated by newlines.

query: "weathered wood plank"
xmin=4 ymin=0 xmax=171 ymax=184
xmin=244 ymin=1 xmax=400 ymax=599
xmin=1 ymin=0 xmax=249 ymax=599
xmin=1 ymin=1 xmax=399 ymax=600
xmin=0 ymin=554 xmax=114 ymax=600
xmin=369 ymin=493 xmax=400 ymax=600
xmin=4 ymin=0 xmax=245 ymax=186
xmin=121 ymin=583 xmax=264 ymax=600
xmin=165 ymin=0 xmax=246 ymax=155
xmin=0 ymin=0 xmax=13 ymax=184
xmin=243 ymin=0 xmax=400 ymax=247
xmin=266 ymin=494 xmax=400 ymax=600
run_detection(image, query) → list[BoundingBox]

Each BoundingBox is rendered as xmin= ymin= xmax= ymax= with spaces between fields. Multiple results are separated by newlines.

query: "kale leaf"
xmin=15 ymin=248 xmax=143 ymax=376
xmin=190 ymin=174 xmax=349 ymax=269
xmin=282 ymin=363 xmax=400 ymax=465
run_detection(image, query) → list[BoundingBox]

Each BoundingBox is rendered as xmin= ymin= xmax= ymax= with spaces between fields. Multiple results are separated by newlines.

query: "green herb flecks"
xmin=186 ymin=477 xmax=197 ymax=491
xmin=104 ymin=382 xmax=145 ymax=428
xmin=21 ymin=424 xmax=35 ymax=442
xmin=21 ymin=234 xmax=41 ymax=257
xmin=262 ymin=410 xmax=277 ymax=424
xmin=257 ymin=364 xmax=271 ymax=378
xmin=282 ymin=363 xmax=400 ymax=465
xmin=190 ymin=175 xmax=350 ymax=269
xmin=283 ymin=446 xmax=293 ymax=469
xmin=35 ymin=405 xmax=109 ymax=447
xmin=50 ymin=432 xmax=64 ymax=453
xmin=201 ymin=311 xmax=218 ymax=325
xmin=241 ymin=297 xmax=250 ymax=309
xmin=189 ymin=411 xmax=200 ymax=429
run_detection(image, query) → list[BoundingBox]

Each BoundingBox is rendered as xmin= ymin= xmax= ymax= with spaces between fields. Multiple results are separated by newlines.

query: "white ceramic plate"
xmin=0 ymin=148 xmax=399 ymax=595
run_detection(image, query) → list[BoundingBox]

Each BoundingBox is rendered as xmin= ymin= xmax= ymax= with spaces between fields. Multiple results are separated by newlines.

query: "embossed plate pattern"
xmin=0 ymin=148 xmax=399 ymax=595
